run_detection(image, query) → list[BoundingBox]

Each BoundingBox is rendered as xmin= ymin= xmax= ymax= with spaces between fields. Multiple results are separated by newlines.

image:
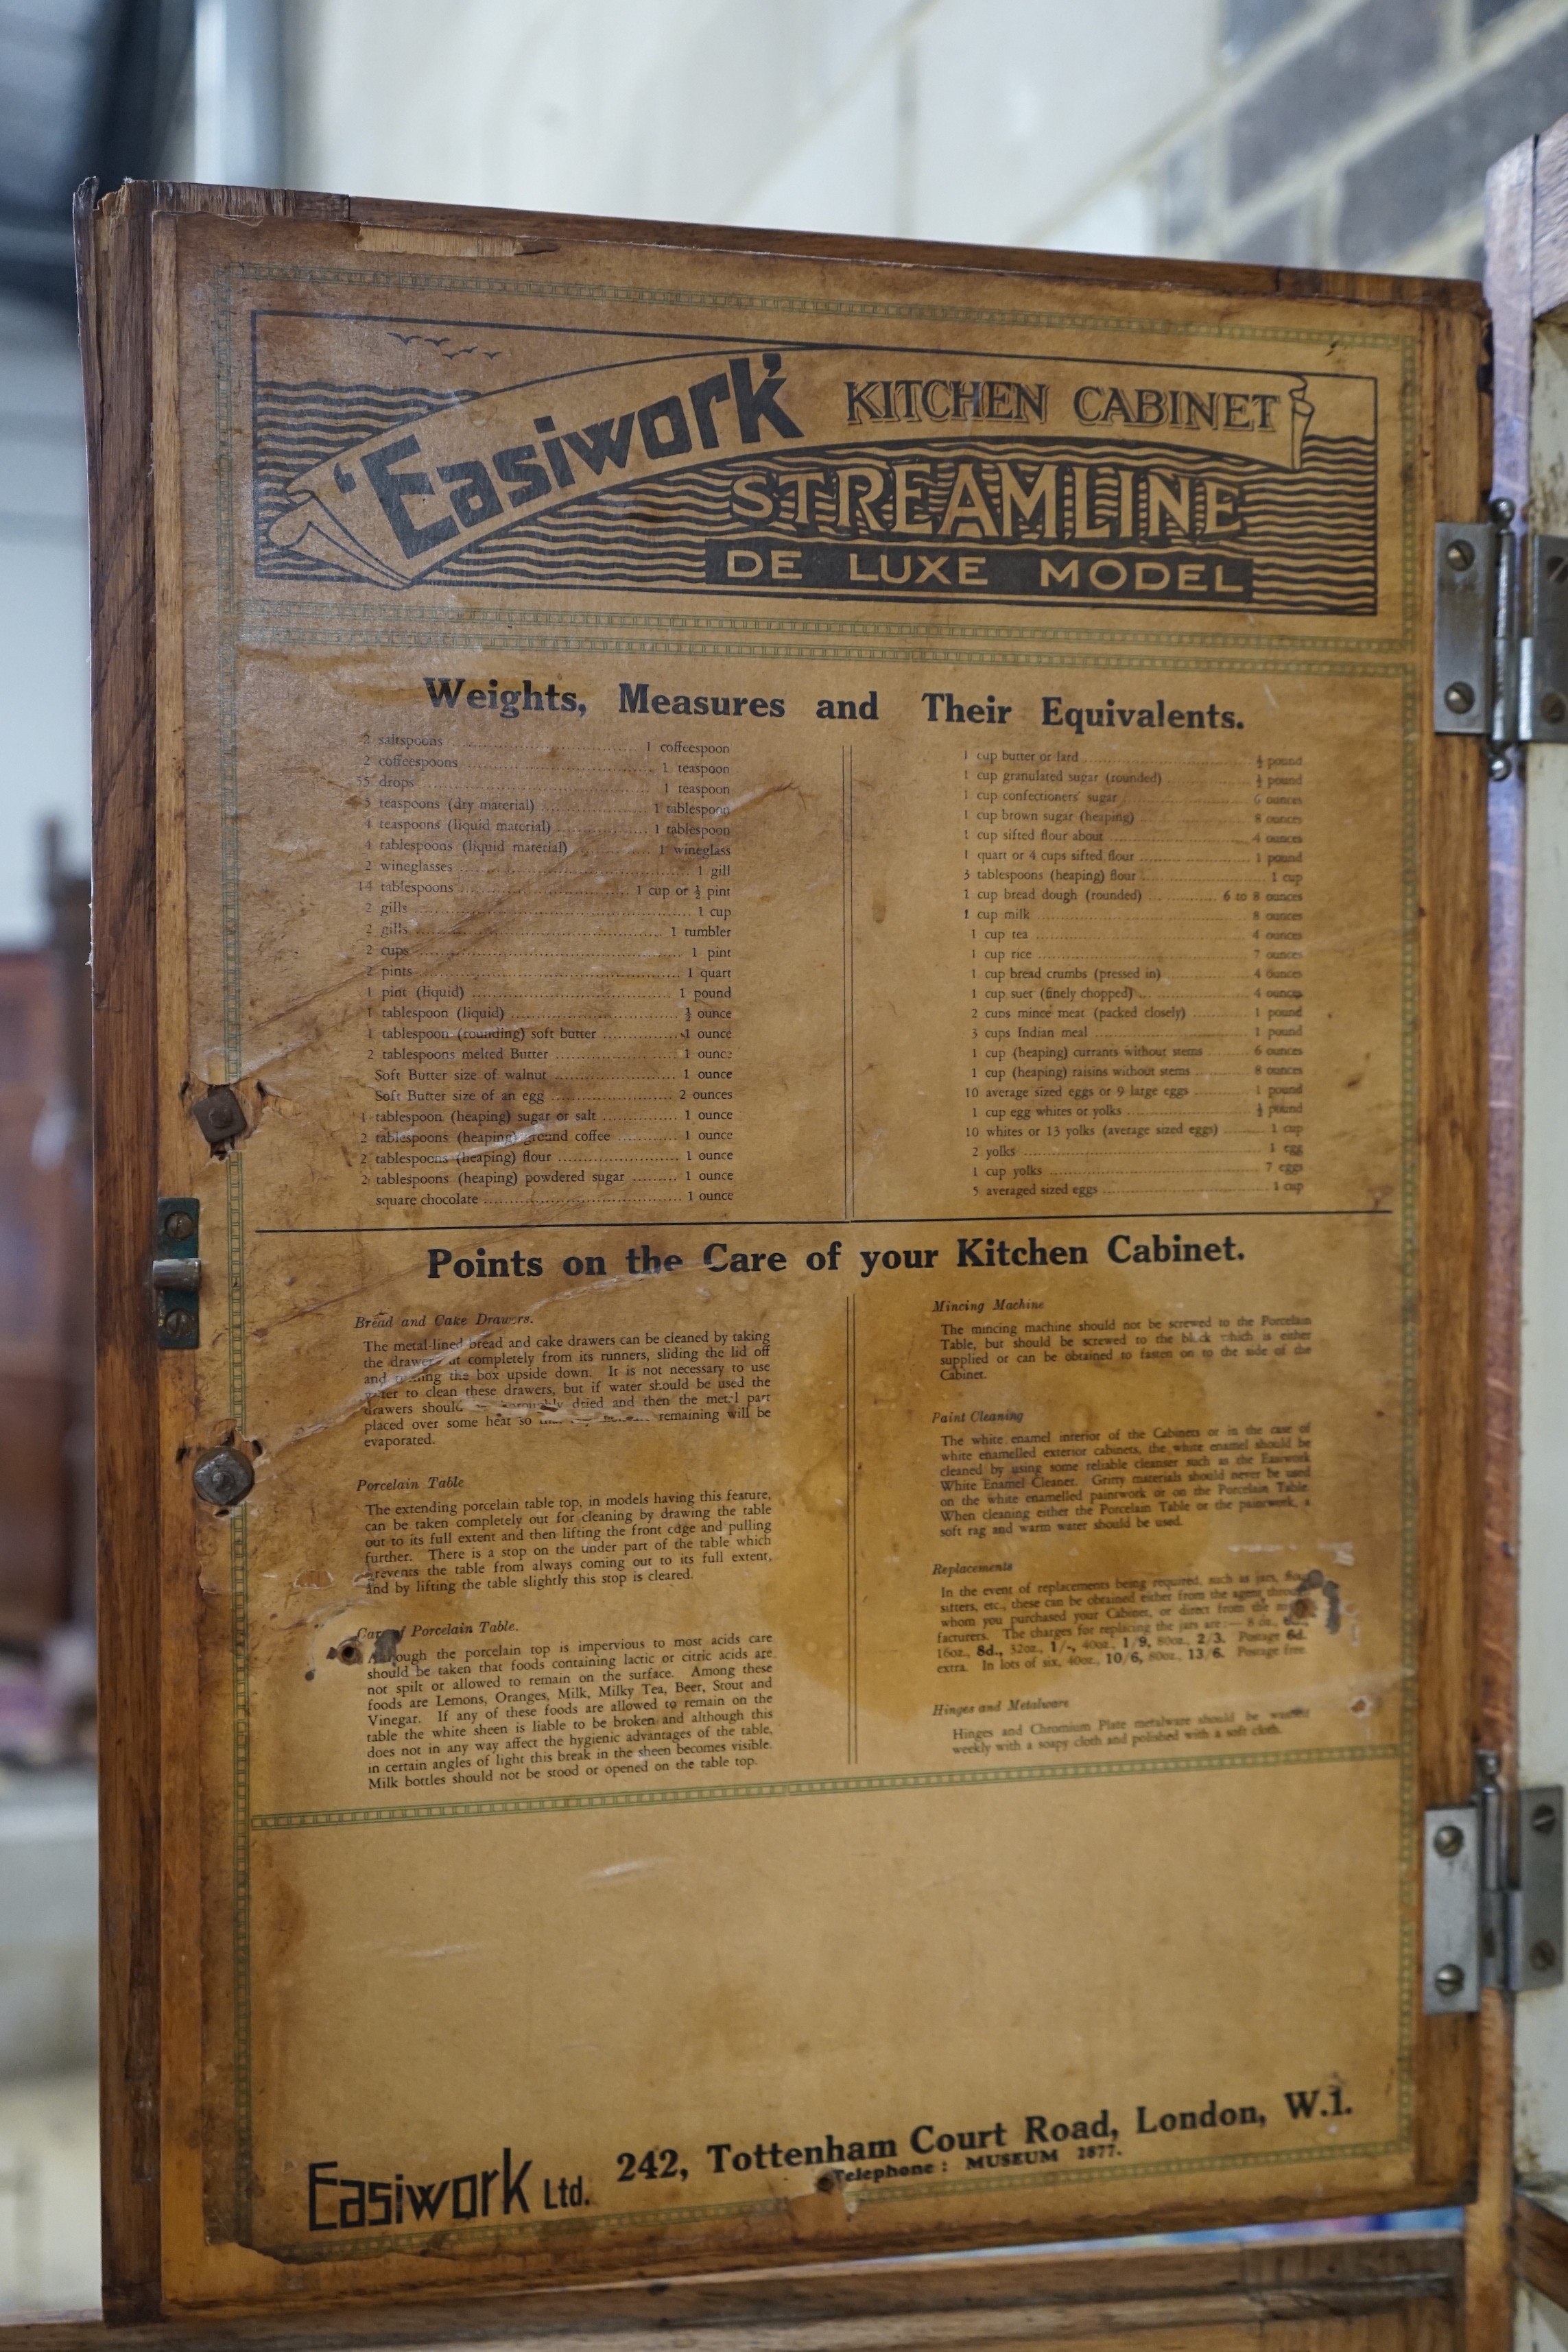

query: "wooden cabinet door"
xmin=1485 ymin=118 xmax=1568 ymax=2343
xmin=79 ymin=181 xmax=1490 ymax=2327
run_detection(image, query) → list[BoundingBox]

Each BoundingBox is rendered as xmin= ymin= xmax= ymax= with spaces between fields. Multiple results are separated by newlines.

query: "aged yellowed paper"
xmin=162 ymin=213 xmax=1442 ymax=2279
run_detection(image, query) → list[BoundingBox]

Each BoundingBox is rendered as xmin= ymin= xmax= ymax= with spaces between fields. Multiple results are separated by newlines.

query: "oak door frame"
xmin=1482 ymin=111 xmax=1568 ymax=2351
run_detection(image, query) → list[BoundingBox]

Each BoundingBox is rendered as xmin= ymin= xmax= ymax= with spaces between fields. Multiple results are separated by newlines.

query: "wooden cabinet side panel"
xmin=75 ymin=180 xmax=165 ymax=2321
xmin=1412 ymin=305 xmax=1492 ymax=2199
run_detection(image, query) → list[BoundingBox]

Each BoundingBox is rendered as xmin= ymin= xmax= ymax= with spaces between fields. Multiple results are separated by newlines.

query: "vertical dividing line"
xmin=848 ymin=748 xmax=856 ymax=1196
xmin=215 ymin=278 xmax=254 ymax=2237
xmin=841 ymin=744 xmax=854 ymax=1216
xmin=842 ymin=749 xmax=859 ymax=1759
xmin=225 ymin=1149 xmax=250 ymax=2235
xmin=846 ymin=1296 xmax=859 ymax=1765
xmin=226 ymin=1151 xmax=247 ymax=1432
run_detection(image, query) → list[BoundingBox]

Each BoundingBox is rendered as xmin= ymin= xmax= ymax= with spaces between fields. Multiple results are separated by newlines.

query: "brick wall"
xmin=285 ymin=0 xmax=1568 ymax=276
xmin=1158 ymin=0 xmax=1568 ymax=275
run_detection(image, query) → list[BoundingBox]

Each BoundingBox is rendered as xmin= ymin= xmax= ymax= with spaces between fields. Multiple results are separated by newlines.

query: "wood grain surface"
xmin=80 ymin=178 xmax=1493 ymax=2325
xmin=74 ymin=175 xmax=166 ymax=2326
xmin=0 ymin=2234 xmax=1463 ymax=2350
xmin=1514 ymin=2193 xmax=1568 ymax=2315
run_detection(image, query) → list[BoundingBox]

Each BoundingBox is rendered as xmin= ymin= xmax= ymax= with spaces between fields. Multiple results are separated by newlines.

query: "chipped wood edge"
xmin=87 ymin=175 xmax=1489 ymax=315
xmin=0 ymin=2233 xmax=1464 ymax=2349
xmin=1515 ymin=2191 xmax=1568 ymax=2314
xmin=75 ymin=174 xmax=166 ymax=2324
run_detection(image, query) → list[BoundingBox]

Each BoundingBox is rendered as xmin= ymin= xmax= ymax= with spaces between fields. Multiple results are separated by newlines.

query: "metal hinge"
xmin=1435 ymin=505 xmax=1568 ymax=755
xmin=1423 ymin=1753 xmax=1564 ymax=2012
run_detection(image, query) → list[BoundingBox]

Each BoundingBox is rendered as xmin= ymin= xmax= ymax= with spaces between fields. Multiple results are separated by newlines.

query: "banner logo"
xmin=256 ymin=332 xmax=1376 ymax=612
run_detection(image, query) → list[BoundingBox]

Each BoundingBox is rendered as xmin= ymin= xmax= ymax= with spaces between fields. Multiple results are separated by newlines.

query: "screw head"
xmin=1532 ymin=1801 xmax=1558 ymax=1836
xmin=162 ymin=1308 xmax=194 ymax=1341
xmin=192 ymin=1086 xmax=247 ymax=1145
xmin=1544 ymin=693 xmax=1568 ymax=726
xmin=1434 ymin=1822 xmax=1464 ymax=1857
xmin=191 ymin=1446 xmax=254 ymax=1509
xmin=1532 ymin=1940 xmax=1560 ymax=1973
xmin=1444 ymin=681 xmax=1476 ymax=715
xmin=1445 ymin=538 xmax=1475 ymax=573
xmin=1433 ymin=1962 xmax=1466 ymax=1997
xmin=164 ymin=1209 xmax=195 ymax=1242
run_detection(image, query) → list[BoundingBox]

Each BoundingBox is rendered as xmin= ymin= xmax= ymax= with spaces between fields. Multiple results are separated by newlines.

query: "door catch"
xmin=154 ymin=1197 xmax=200 ymax=1349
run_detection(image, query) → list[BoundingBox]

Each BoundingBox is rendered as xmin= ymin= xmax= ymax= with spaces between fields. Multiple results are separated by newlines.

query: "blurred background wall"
xmin=1 ymin=0 xmax=1567 ymax=2312
xmin=283 ymin=0 xmax=1543 ymax=276
xmin=7 ymin=0 xmax=1568 ymax=969
xmin=8 ymin=0 xmax=1565 ymax=1744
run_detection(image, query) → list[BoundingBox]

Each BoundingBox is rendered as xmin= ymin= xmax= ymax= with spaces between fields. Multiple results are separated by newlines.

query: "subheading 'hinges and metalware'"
xmin=154 ymin=1197 xmax=200 ymax=1349
xmin=1423 ymin=1754 xmax=1564 ymax=2012
xmin=1434 ymin=508 xmax=1568 ymax=756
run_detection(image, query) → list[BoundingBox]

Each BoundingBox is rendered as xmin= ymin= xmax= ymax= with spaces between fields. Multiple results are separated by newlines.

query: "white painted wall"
xmin=284 ymin=0 xmax=1208 ymax=252
xmin=1515 ymin=318 xmax=1568 ymax=2205
xmin=0 ymin=2072 xmax=97 ymax=2317
xmin=0 ymin=294 xmax=88 ymax=947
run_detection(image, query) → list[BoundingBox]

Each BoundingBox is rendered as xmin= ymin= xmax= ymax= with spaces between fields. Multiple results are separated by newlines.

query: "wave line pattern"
xmin=251 ymin=383 xmax=1377 ymax=613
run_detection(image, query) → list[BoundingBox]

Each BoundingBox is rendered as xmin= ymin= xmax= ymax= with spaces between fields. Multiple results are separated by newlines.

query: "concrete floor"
xmin=0 ymin=1766 xmax=99 ymax=2313
xmin=0 ymin=2069 xmax=99 ymax=2316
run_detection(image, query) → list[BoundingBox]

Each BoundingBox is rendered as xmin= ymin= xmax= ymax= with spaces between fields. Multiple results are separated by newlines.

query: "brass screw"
xmin=165 ymin=1209 xmax=195 ymax=1242
xmin=1433 ymin=1962 xmax=1466 ymax=1997
xmin=1445 ymin=539 xmax=1475 ymax=572
xmin=1532 ymin=1801 xmax=1558 ymax=1836
xmin=1444 ymin=682 xmax=1475 ymax=715
xmin=1434 ymin=1823 xmax=1464 ymax=1857
xmin=163 ymin=1309 xmax=194 ymax=1341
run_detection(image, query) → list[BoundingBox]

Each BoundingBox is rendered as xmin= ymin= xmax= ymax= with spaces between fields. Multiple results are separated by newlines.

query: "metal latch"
xmin=154 ymin=1197 xmax=200 ymax=1349
xmin=1423 ymin=1753 xmax=1563 ymax=2012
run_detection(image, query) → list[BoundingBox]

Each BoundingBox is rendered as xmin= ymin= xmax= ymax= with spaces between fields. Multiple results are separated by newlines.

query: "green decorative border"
xmin=246 ymin=255 xmax=1411 ymax=352
xmin=266 ymin=2128 xmax=1409 ymax=2269
xmin=251 ymin=601 xmax=1405 ymax=661
xmin=250 ymin=619 xmax=1413 ymax=672
xmin=208 ymin=256 xmax=1427 ymax=2248
xmin=237 ymin=252 xmax=1416 ymax=656
xmin=255 ymin=1739 xmax=1401 ymax=1833
xmin=1398 ymin=662 xmax=1421 ymax=2145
